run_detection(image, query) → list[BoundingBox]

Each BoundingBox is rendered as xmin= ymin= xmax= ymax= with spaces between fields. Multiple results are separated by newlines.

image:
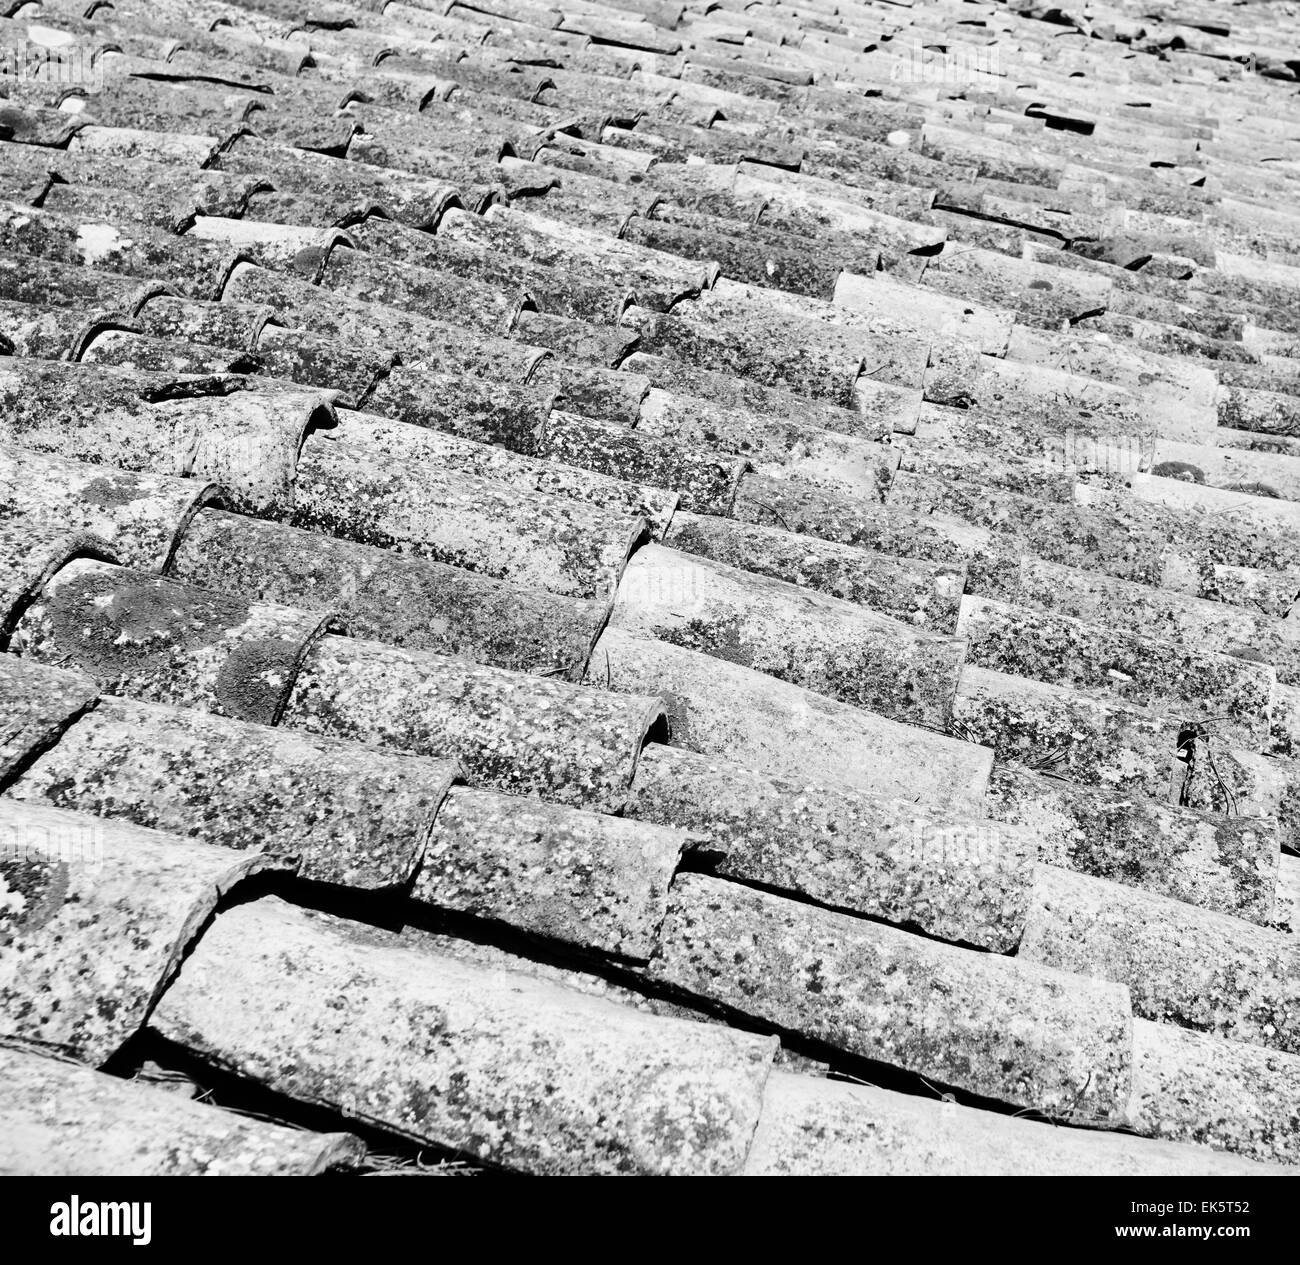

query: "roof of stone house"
xmin=2 ymin=0 xmax=1300 ymax=1178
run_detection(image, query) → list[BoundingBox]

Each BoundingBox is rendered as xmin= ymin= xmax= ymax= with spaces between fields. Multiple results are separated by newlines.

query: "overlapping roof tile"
xmin=3 ymin=0 xmax=1300 ymax=1178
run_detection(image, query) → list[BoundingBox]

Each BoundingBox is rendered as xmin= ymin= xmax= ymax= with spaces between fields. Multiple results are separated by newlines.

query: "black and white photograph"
xmin=0 ymin=0 xmax=1295 ymax=1232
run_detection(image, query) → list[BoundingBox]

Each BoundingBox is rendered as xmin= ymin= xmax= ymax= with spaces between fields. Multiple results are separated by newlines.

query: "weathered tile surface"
xmin=0 ymin=799 xmax=289 ymax=1063
xmin=0 ymin=1045 xmax=364 ymax=1177
xmin=151 ymin=897 xmax=777 ymax=1175
xmin=4 ymin=0 xmax=1300 ymax=1176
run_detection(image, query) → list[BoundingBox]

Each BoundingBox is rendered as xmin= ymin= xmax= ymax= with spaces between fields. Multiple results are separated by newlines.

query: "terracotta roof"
xmin=3 ymin=0 xmax=1300 ymax=1177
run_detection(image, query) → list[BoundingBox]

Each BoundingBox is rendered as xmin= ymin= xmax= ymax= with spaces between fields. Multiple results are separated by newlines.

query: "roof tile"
xmin=8 ymin=693 xmax=456 ymax=889
xmin=0 ymin=1045 xmax=363 ymax=1176
xmin=150 ymin=895 xmax=776 ymax=1174
xmin=651 ymin=872 xmax=1133 ymax=1122
xmin=0 ymin=798 xmax=289 ymax=1063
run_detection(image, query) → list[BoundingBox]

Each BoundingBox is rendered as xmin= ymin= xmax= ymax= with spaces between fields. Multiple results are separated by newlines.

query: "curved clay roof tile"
xmin=283 ymin=632 xmax=664 ymax=811
xmin=13 ymin=558 xmax=332 ymax=725
xmin=10 ymin=693 xmax=458 ymax=889
xmin=151 ymin=895 xmax=776 ymax=1174
xmin=169 ymin=506 xmax=606 ymax=678
xmin=0 ymin=1045 xmax=365 ymax=1176
xmin=0 ymin=797 xmax=293 ymax=1063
